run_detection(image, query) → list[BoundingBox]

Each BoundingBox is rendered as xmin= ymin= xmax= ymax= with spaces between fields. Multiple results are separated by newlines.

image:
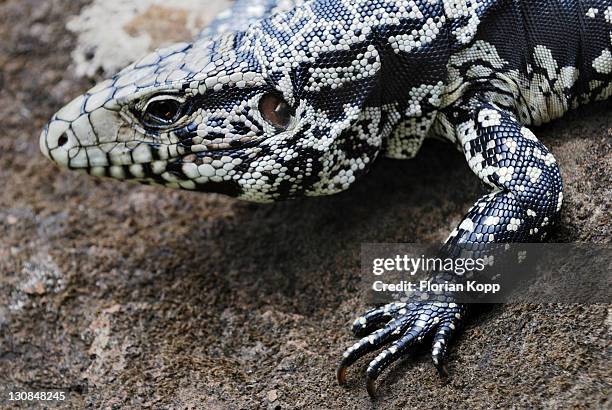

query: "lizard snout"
xmin=40 ymin=94 xmax=88 ymax=167
xmin=40 ymin=116 xmax=76 ymax=166
xmin=41 ymin=90 xmax=125 ymax=170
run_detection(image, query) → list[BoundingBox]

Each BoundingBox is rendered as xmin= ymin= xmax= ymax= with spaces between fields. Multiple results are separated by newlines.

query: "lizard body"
xmin=40 ymin=0 xmax=612 ymax=397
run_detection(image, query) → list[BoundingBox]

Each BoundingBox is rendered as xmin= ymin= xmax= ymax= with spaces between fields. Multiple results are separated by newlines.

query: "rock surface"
xmin=66 ymin=0 xmax=231 ymax=77
xmin=0 ymin=1 xmax=610 ymax=408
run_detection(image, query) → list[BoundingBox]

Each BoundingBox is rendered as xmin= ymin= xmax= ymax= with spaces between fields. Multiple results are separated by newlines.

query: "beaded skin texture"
xmin=40 ymin=0 xmax=611 ymax=397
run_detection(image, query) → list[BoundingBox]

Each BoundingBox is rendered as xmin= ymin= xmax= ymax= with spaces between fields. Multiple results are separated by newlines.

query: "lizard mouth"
xmin=183 ymin=134 xmax=265 ymax=153
xmin=40 ymin=124 xmax=263 ymax=195
xmin=41 ymin=114 xmax=265 ymax=171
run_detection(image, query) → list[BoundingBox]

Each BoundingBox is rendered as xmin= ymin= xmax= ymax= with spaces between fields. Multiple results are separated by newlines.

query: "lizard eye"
xmin=259 ymin=93 xmax=293 ymax=130
xmin=141 ymin=95 xmax=185 ymax=128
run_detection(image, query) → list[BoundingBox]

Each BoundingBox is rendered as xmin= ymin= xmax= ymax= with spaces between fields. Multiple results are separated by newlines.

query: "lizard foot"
xmin=337 ymin=301 xmax=466 ymax=398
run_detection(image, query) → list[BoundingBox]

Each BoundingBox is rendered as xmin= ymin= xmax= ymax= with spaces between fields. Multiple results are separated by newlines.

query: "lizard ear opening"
xmin=259 ymin=93 xmax=293 ymax=130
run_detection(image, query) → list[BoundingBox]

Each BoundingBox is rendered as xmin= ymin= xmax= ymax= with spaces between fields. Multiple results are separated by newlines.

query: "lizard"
xmin=39 ymin=0 xmax=612 ymax=398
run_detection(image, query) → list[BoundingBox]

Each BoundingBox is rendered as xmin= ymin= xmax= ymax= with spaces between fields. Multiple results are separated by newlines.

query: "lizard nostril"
xmin=58 ymin=133 xmax=69 ymax=147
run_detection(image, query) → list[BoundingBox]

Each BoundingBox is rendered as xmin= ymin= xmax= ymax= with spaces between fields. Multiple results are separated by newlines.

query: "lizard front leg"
xmin=338 ymin=99 xmax=564 ymax=397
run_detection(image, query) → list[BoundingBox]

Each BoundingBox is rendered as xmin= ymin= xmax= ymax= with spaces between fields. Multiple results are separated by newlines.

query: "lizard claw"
xmin=366 ymin=376 xmax=377 ymax=398
xmin=338 ymin=301 xmax=465 ymax=397
xmin=431 ymin=316 xmax=459 ymax=377
xmin=336 ymin=365 xmax=348 ymax=385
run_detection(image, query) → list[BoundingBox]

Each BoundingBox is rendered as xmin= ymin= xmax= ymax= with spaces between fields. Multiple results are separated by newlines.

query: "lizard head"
xmin=41 ymin=19 xmax=384 ymax=202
